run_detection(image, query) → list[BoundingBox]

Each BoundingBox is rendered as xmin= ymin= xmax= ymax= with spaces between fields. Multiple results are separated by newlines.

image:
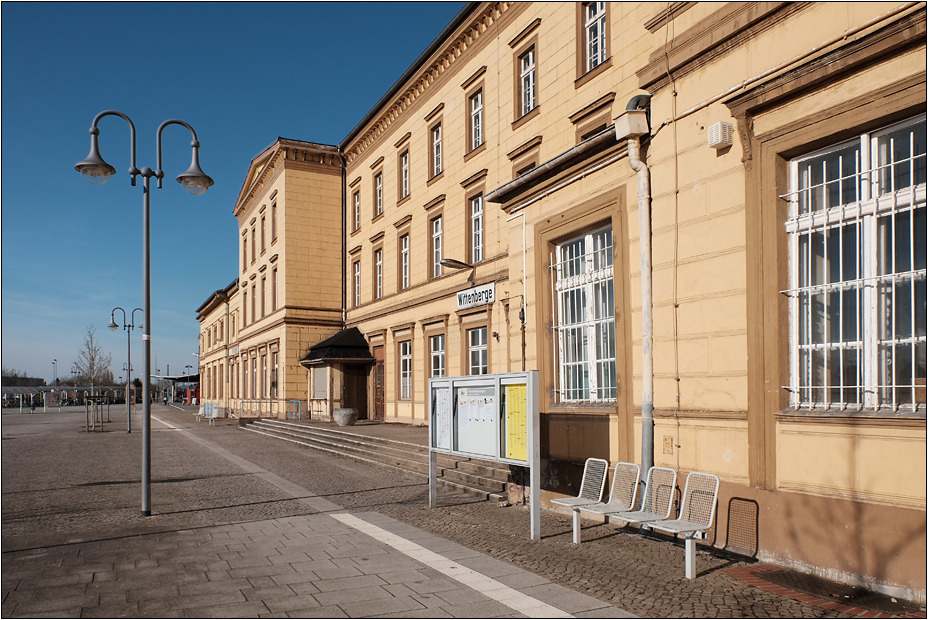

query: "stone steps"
xmin=242 ymin=419 xmax=510 ymax=502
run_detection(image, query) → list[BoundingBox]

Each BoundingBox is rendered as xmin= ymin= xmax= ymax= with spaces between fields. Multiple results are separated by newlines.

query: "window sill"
xmin=396 ymin=195 xmax=411 ymax=208
xmin=574 ymin=57 xmax=612 ymax=89
xmin=776 ymin=407 xmax=926 ymax=427
xmin=512 ymin=105 xmax=540 ymax=130
xmin=464 ymin=142 xmax=487 ymax=162
xmin=427 ymin=171 xmax=444 ymax=186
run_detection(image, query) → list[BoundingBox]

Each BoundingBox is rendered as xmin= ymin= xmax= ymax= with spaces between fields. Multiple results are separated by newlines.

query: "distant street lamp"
xmin=110 ymin=306 xmax=142 ymax=433
xmin=440 ymin=257 xmax=477 ymax=282
xmin=52 ymin=359 xmax=57 ymax=385
xmin=77 ymin=111 xmax=213 ymax=517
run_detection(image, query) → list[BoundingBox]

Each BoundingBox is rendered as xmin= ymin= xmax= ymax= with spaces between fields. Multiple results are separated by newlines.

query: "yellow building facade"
xmin=198 ymin=2 xmax=926 ymax=601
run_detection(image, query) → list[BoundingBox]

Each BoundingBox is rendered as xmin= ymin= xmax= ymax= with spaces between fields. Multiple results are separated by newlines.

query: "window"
xmin=312 ymin=366 xmax=327 ymax=399
xmin=261 ymin=275 xmax=266 ymax=318
xmin=400 ymin=234 xmax=410 ymax=290
xmin=353 ymin=260 xmax=361 ymax=307
xmin=251 ymin=226 xmax=256 ymax=263
xmin=468 ymin=327 xmax=488 ymax=375
xmin=261 ymin=354 xmax=267 ymax=398
xmin=271 ymin=201 xmax=277 ymax=241
xmin=471 ymin=194 xmax=484 ymax=263
xmin=430 ymin=334 xmax=445 ymax=377
xmin=470 ymin=91 xmax=483 ymax=150
xmin=375 ymin=248 xmax=383 ymax=299
xmin=431 ymin=124 xmax=443 ymax=177
xmin=431 ymin=216 xmax=443 ymax=278
xmin=261 ymin=215 xmax=266 ymax=253
xmin=400 ymin=150 xmax=410 ymax=199
xmin=251 ymin=356 xmax=257 ymax=399
xmin=242 ymin=235 xmax=247 ymax=270
xmin=583 ymin=2 xmax=607 ymax=73
xmin=552 ymin=226 xmax=616 ymax=402
xmin=271 ymin=352 xmax=278 ymax=399
xmin=375 ymin=172 xmax=383 ymax=217
xmin=251 ymin=283 xmax=256 ymax=322
xmin=519 ymin=47 xmax=536 ymax=117
xmin=353 ymin=191 xmax=361 ymax=231
xmin=271 ymin=267 xmax=278 ymax=311
xmin=243 ymin=290 xmax=248 ymax=326
xmin=399 ymin=340 xmax=412 ymax=400
xmin=784 ymin=116 xmax=926 ymax=412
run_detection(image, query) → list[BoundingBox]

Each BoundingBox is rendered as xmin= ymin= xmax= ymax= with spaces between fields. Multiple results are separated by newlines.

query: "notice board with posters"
xmin=428 ymin=371 xmax=540 ymax=539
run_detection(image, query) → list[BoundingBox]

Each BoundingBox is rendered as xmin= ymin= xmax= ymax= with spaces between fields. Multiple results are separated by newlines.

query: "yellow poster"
xmin=505 ymin=384 xmax=527 ymax=461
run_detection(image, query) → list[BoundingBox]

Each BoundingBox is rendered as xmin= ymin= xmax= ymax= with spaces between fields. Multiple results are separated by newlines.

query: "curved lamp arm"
xmin=155 ymin=120 xmax=214 ymax=195
xmin=75 ymin=111 xmax=140 ymax=186
xmin=109 ymin=306 xmax=126 ymax=330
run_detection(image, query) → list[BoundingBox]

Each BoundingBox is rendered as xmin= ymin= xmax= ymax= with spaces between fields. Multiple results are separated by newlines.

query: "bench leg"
xmin=685 ymin=536 xmax=696 ymax=579
xmin=572 ymin=508 xmax=581 ymax=544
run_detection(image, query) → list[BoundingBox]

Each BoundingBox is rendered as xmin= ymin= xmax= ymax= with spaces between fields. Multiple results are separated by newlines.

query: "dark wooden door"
xmin=373 ymin=346 xmax=385 ymax=421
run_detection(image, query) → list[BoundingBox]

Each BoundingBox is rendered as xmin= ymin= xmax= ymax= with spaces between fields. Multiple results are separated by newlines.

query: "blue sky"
xmin=1 ymin=1 xmax=466 ymax=383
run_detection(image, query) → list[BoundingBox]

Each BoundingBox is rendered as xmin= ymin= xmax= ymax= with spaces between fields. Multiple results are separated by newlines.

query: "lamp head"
xmin=75 ymin=146 xmax=116 ymax=185
xmin=176 ymin=146 xmax=214 ymax=196
xmin=440 ymin=258 xmax=474 ymax=271
xmin=107 ymin=319 xmax=119 ymax=331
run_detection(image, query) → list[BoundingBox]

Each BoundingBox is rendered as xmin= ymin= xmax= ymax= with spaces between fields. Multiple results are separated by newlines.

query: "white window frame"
xmin=470 ymin=91 xmax=483 ymax=150
xmin=432 ymin=124 xmax=442 ymax=176
xmin=584 ymin=2 xmax=606 ymax=72
xmin=353 ymin=192 xmax=360 ymax=231
xmin=520 ymin=47 xmax=536 ymax=116
xmin=471 ymin=194 xmax=484 ymax=263
xmin=468 ymin=327 xmax=488 ymax=375
xmin=353 ymin=260 xmax=361 ymax=307
xmin=375 ymin=173 xmax=383 ymax=216
xmin=399 ymin=340 xmax=412 ymax=400
xmin=375 ymin=248 xmax=383 ymax=299
xmin=432 ymin=216 xmax=443 ymax=278
xmin=430 ymin=334 xmax=445 ymax=377
xmin=401 ymin=234 xmax=410 ymax=290
xmin=551 ymin=226 xmax=616 ymax=402
xmin=401 ymin=151 xmax=410 ymax=198
xmin=784 ymin=115 xmax=926 ymax=412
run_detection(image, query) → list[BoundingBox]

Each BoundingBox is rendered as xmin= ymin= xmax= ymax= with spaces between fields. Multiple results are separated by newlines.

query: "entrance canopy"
xmin=299 ymin=327 xmax=375 ymax=367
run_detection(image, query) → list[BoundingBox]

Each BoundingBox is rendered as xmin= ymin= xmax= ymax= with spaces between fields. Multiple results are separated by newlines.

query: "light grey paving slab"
xmin=311 ymin=573 xmax=387 ymax=593
xmin=181 ymin=599 xmax=270 ymax=618
xmin=312 ymin=584 xmax=395 ymax=607
xmin=339 ymin=593 xmax=426 ymax=618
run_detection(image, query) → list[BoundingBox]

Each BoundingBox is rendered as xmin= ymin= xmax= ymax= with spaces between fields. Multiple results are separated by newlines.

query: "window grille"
xmin=400 ymin=340 xmax=412 ymax=399
xmin=550 ymin=226 xmax=616 ymax=402
xmin=520 ymin=48 xmax=536 ymax=116
xmin=432 ymin=124 xmax=442 ymax=176
xmin=375 ymin=173 xmax=383 ymax=216
xmin=584 ymin=2 xmax=606 ymax=72
xmin=471 ymin=91 xmax=483 ymax=149
xmin=401 ymin=151 xmax=409 ymax=198
xmin=353 ymin=261 xmax=361 ymax=307
xmin=375 ymin=249 xmax=383 ymax=298
xmin=430 ymin=334 xmax=445 ymax=377
xmin=468 ymin=327 xmax=488 ymax=375
xmin=783 ymin=116 xmax=926 ymax=412
xmin=471 ymin=195 xmax=483 ymax=263
xmin=432 ymin=217 xmax=443 ymax=278
xmin=401 ymin=234 xmax=410 ymax=290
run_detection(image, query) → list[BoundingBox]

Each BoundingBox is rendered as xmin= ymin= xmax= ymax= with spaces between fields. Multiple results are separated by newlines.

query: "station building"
xmin=197 ymin=2 xmax=927 ymax=601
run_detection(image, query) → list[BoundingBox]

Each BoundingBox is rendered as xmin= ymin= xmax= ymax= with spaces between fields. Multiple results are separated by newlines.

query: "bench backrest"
xmin=640 ymin=466 xmax=677 ymax=518
xmin=608 ymin=462 xmax=640 ymax=511
xmin=577 ymin=457 xmax=609 ymax=502
xmin=678 ymin=472 xmax=720 ymax=529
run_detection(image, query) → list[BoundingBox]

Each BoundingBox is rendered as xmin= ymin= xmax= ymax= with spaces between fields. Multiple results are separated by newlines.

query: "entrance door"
xmin=343 ymin=365 xmax=369 ymax=420
xmin=373 ymin=346 xmax=385 ymax=421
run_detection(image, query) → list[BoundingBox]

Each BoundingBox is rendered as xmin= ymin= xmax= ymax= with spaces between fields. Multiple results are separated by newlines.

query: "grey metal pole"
xmin=141 ymin=170 xmax=152 ymax=517
xmin=126 ymin=325 xmax=132 ymax=433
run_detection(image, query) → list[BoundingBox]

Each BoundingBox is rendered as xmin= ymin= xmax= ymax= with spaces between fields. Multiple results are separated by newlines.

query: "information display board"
xmin=428 ymin=371 xmax=540 ymax=539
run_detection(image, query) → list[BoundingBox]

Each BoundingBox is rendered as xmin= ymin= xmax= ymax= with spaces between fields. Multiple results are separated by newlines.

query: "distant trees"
xmin=71 ymin=325 xmax=114 ymax=386
xmin=1 ymin=367 xmax=44 ymax=387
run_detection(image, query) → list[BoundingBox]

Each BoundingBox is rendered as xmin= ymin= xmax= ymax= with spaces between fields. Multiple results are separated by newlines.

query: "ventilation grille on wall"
xmin=708 ymin=121 xmax=734 ymax=149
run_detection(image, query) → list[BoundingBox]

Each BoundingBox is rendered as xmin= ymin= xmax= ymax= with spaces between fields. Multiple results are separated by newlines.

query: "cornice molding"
xmin=343 ymin=2 xmax=514 ymax=166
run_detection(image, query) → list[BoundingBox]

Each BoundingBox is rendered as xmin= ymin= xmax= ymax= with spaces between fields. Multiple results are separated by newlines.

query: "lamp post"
xmin=77 ymin=110 xmax=213 ymax=517
xmin=440 ymin=257 xmax=477 ymax=283
xmin=109 ymin=306 xmax=142 ymax=433
xmin=52 ymin=359 xmax=57 ymax=385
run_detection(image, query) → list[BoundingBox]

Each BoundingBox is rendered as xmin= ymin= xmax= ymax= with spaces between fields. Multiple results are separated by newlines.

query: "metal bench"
xmin=645 ymin=471 xmax=720 ymax=579
xmin=195 ymin=403 xmax=220 ymax=426
xmin=607 ymin=465 xmax=677 ymax=526
xmin=551 ymin=458 xmax=608 ymax=526
xmin=570 ymin=461 xmax=640 ymax=544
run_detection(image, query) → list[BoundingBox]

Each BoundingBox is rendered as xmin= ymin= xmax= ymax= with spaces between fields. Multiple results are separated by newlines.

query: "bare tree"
xmin=72 ymin=325 xmax=114 ymax=385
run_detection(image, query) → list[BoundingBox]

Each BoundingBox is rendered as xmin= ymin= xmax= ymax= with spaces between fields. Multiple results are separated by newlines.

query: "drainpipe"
xmin=615 ymin=94 xmax=653 ymax=479
xmin=337 ymin=148 xmax=347 ymax=327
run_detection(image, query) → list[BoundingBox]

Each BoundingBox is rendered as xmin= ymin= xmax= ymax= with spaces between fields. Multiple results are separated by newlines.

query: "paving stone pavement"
xmin=2 ymin=405 xmax=924 ymax=618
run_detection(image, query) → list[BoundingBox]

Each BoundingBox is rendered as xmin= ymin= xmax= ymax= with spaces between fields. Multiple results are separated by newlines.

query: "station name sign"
xmin=456 ymin=283 xmax=495 ymax=310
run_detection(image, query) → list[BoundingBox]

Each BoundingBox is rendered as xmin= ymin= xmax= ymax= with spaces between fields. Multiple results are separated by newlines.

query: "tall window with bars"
xmin=584 ymin=2 xmax=606 ymax=73
xmin=399 ymin=340 xmax=412 ymax=400
xmin=471 ymin=194 xmax=484 ymax=263
xmin=784 ymin=116 xmax=926 ymax=412
xmin=520 ymin=47 xmax=536 ymax=117
xmin=551 ymin=226 xmax=616 ymax=402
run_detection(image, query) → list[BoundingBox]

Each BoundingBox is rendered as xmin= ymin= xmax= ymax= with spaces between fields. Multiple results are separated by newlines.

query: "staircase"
xmin=242 ymin=419 xmax=511 ymax=502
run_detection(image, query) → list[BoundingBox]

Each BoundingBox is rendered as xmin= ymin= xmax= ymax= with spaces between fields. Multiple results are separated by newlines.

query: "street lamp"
xmin=78 ymin=111 xmax=213 ymax=517
xmin=440 ymin=257 xmax=476 ymax=282
xmin=110 ymin=306 xmax=142 ymax=433
xmin=52 ymin=359 xmax=57 ymax=385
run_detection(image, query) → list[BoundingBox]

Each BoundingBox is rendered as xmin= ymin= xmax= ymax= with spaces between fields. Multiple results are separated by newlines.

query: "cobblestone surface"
xmin=3 ymin=406 xmax=924 ymax=618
